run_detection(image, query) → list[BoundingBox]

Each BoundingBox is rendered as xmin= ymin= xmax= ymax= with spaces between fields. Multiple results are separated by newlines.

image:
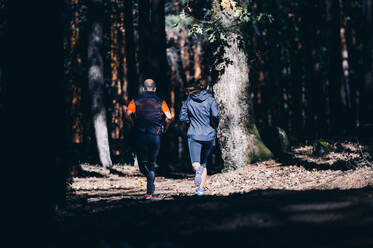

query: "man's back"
xmin=127 ymin=91 xmax=170 ymax=135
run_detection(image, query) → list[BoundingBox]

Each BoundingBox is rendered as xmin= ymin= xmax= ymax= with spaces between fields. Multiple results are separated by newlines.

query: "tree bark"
xmin=211 ymin=1 xmax=272 ymax=170
xmin=360 ymin=0 xmax=373 ymax=125
xmin=326 ymin=0 xmax=346 ymax=134
xmin=124 ymin=0 xmax=139 ymax=99
xmin=138 ymin=0 xmax=151 ymax=82
xmin=150 ymin=0 xmax=168 ymax=100
xmin=88 ymin=0 xmax=112 ymax=168
xmin=0 ymin=23 xmax=3 ymax=110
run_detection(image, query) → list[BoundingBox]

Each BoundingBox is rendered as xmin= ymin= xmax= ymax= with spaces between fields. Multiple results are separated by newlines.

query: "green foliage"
xmin=179 ymin=0 xmax=273 ymax=44
xmin=166 ymin=14 xmax=192 ymax=31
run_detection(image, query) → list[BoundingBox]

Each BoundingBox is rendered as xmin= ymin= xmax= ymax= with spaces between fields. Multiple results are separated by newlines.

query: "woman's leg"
xmin=199 ymin=167 xmax=208 ymax=189
xmin=188 ymin=138 xmax=203 ymax=186
xmin=198 ymin=140 xmax=214 ymax=189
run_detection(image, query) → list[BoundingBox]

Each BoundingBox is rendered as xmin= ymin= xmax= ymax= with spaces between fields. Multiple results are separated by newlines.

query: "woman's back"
xmin=179 ymin=90 xmax=220 ymax=141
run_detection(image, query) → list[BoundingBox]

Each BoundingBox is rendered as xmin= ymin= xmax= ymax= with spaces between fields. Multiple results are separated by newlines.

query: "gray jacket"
xmin=179 ymin=90 xmax=220 ymax=141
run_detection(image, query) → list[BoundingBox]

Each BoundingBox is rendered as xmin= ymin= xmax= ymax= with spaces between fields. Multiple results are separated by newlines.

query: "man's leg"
xmin=144 ymin=134 xmax=160 ymax=196
xmin=136 ymin=133 xmax=153 ymax=196
xmin=145 ymin=162 xmax=155 ymax=195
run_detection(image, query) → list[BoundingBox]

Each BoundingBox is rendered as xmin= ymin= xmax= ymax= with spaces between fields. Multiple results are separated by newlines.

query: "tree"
xmin=326 ymin=0 xmax=351 ymax=134
xmin=186 ymin=0 xmax=272 ymax=170
xmin=87 ymin=0 xmax=113 ymax=168
xmin=360 ymin=0 xmax=373 ymax=125
xmin=124 ymin=0 xmax=139 ymax=99
xmin=138 ymin=0 xmax=151 ymax=82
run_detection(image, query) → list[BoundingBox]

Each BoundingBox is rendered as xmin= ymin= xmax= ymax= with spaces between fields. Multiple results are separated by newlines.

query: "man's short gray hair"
xmin=143 ymin=79 xmax=156 ymax=90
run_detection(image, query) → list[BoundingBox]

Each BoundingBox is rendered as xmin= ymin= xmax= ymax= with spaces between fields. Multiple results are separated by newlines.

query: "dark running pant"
xmin=136 ymin=132 xmax=160 ymax=195
xmin=187 ymin=138 xmax=214 ymax=168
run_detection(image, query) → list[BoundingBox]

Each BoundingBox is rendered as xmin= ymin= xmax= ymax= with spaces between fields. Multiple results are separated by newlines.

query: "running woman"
xmin=125 ymin=79 xmax=172 ymax=200
xmin=179 ymin=80 xmax=220 ymax=196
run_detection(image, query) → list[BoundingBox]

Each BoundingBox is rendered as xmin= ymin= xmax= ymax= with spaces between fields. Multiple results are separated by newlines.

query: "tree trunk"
xmin=138 ymin=0 xmax=151 ymax=81
xmin=150 ymin=0 xmax=168 ymax=100
xmin=124 ymin=0 xmax=139 ymax=99
xmin=211 ymin=1 xmax=272 ymax=170
xmin=360 ymin=0 xmax=373 ymax=125
xmin=0 ymin=24 xmax=3 ymax=109
xmin=88 ymin=0 xmax=112 ymax=168
xmin=326 ymin=0 xmax=345 ymax=134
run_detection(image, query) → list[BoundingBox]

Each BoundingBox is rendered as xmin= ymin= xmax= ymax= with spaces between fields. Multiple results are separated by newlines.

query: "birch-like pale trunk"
xmin=88 ymin=1 xmax=112 ymax=168
xmin=211 ymin=1 xmax=272 ymax=170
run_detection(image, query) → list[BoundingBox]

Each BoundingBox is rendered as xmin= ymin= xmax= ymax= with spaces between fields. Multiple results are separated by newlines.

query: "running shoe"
xmin=194 ymin=166 xmax=204 ymax=187
xmin=144 ymin=194 xmax=152 ymax=201
xmin=195 ymin=188 xmax=204 ymax=196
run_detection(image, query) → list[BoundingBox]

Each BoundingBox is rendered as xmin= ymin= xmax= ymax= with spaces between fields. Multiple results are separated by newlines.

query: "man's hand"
xmin=163 ymin=111 xmax=172 ymax=133
xmin=125 ymin=110 xmax=135 ymax=128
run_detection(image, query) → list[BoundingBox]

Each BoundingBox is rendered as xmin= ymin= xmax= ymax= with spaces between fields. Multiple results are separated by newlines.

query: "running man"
xmin=179 ymin=80 xmax=220 ymax=196
xmin=125 ymin=79 xmax=172 ymax=200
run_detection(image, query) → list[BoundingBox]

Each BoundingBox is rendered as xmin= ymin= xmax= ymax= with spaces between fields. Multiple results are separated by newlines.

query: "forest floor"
xmin=55 ymin=141 xmax=373 ymax=248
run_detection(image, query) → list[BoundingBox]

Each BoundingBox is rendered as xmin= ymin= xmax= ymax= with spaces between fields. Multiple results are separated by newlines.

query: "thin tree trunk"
xmin=180 ymin=27 xmax=191 ymax=83
xmin=268 ymin=0 xmax=282 ymax=129
xmin=339 ymin=0 xmax=353 ymax=129
xmin=124 ymin=0 xmax=139 ymax=99
xmin=150 ymin=0 xmax=170 ymax=172
xmin=138 ymin=0 xmax=151 ymax=81
xmin=88 ymin=0 xmax=112 ymax=168
xmin=303 ymin=1 xmax=321 ymax=139
xmin=360 ymin=0 xmax=373 ymax=125
xmin=150 ymin=0 xmax=168 ymax=100
xmin=211 ymin=1 xmax=272 ymax=170
xmin=0 ymin=23 xmax=3 ymax=109
xmin=326 ymin=0 xmax=345 ymax=134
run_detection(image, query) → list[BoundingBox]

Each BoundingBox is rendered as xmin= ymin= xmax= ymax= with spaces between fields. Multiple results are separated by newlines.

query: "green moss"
xmin=249 ymin=143 xmax=273 ymax=163
xmin=312 ymin=140 xmax=335 ymax=156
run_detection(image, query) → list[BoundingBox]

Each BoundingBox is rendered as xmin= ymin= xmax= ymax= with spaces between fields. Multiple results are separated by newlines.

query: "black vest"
xmin=134 ymin=92 xmax=163 ymax=135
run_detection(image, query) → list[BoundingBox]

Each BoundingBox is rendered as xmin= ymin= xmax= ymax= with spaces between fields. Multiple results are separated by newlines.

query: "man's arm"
xmin=161 ymin=100 xmax=173 ymax=133
xmin=163 ymin=111 xmax=172 ymax=133
xmin=125 ymin=110 xmax=135 ymax=128
xmin=125 ymin=99 xmax=136 ymax=127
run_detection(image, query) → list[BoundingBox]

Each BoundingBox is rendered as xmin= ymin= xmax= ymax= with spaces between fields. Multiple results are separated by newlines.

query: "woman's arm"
xmin=210 ymin=98 xmax=220 ymax=128
xmin=179 ymin=97 xmax=190 ymax=123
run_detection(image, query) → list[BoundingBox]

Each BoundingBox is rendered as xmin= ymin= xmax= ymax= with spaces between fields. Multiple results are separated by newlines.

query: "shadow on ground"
xmin=51 ymin=187 xmax=373 ymax=248
xmin=276 ymin=152 xmax=353 ymax=171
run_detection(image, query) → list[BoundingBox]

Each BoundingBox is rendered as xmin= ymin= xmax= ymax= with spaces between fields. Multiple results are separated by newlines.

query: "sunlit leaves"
xmin=166 ymin=13 xmax=192 ymax=32
xmin=220 ymin=0 xmax=237 ymax=9
xmin=189 ymin=23 xmax=203 ymax=35
xmin=257 ymin=13 xmax=274 ymax=23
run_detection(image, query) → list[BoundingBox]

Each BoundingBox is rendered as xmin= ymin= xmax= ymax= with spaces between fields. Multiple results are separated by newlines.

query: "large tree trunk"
xmin=211 ymin=1 xmax=272 ymax=170
xmin=88 ymin=0 xmax=112 ymax=168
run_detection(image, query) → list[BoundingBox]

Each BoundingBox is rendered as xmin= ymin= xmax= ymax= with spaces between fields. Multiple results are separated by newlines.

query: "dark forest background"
xmin=0 ymin=1 xmax=372 ymax=244
xmin=1 ymin=0 xmax=372 ymax=170
xmin=62 ymin=0 xmax=373 ymax=168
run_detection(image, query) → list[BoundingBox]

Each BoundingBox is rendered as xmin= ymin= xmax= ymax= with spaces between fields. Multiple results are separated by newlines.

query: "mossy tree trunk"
xmin=211 ymin=1 xmax=272 ymax=170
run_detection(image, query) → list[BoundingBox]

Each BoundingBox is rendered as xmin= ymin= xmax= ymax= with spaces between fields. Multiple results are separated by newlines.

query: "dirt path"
xmin=66 ymin=161 xmax=373 ymax=214
xmin=59 ymin=143 xmax=373 ymax=247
